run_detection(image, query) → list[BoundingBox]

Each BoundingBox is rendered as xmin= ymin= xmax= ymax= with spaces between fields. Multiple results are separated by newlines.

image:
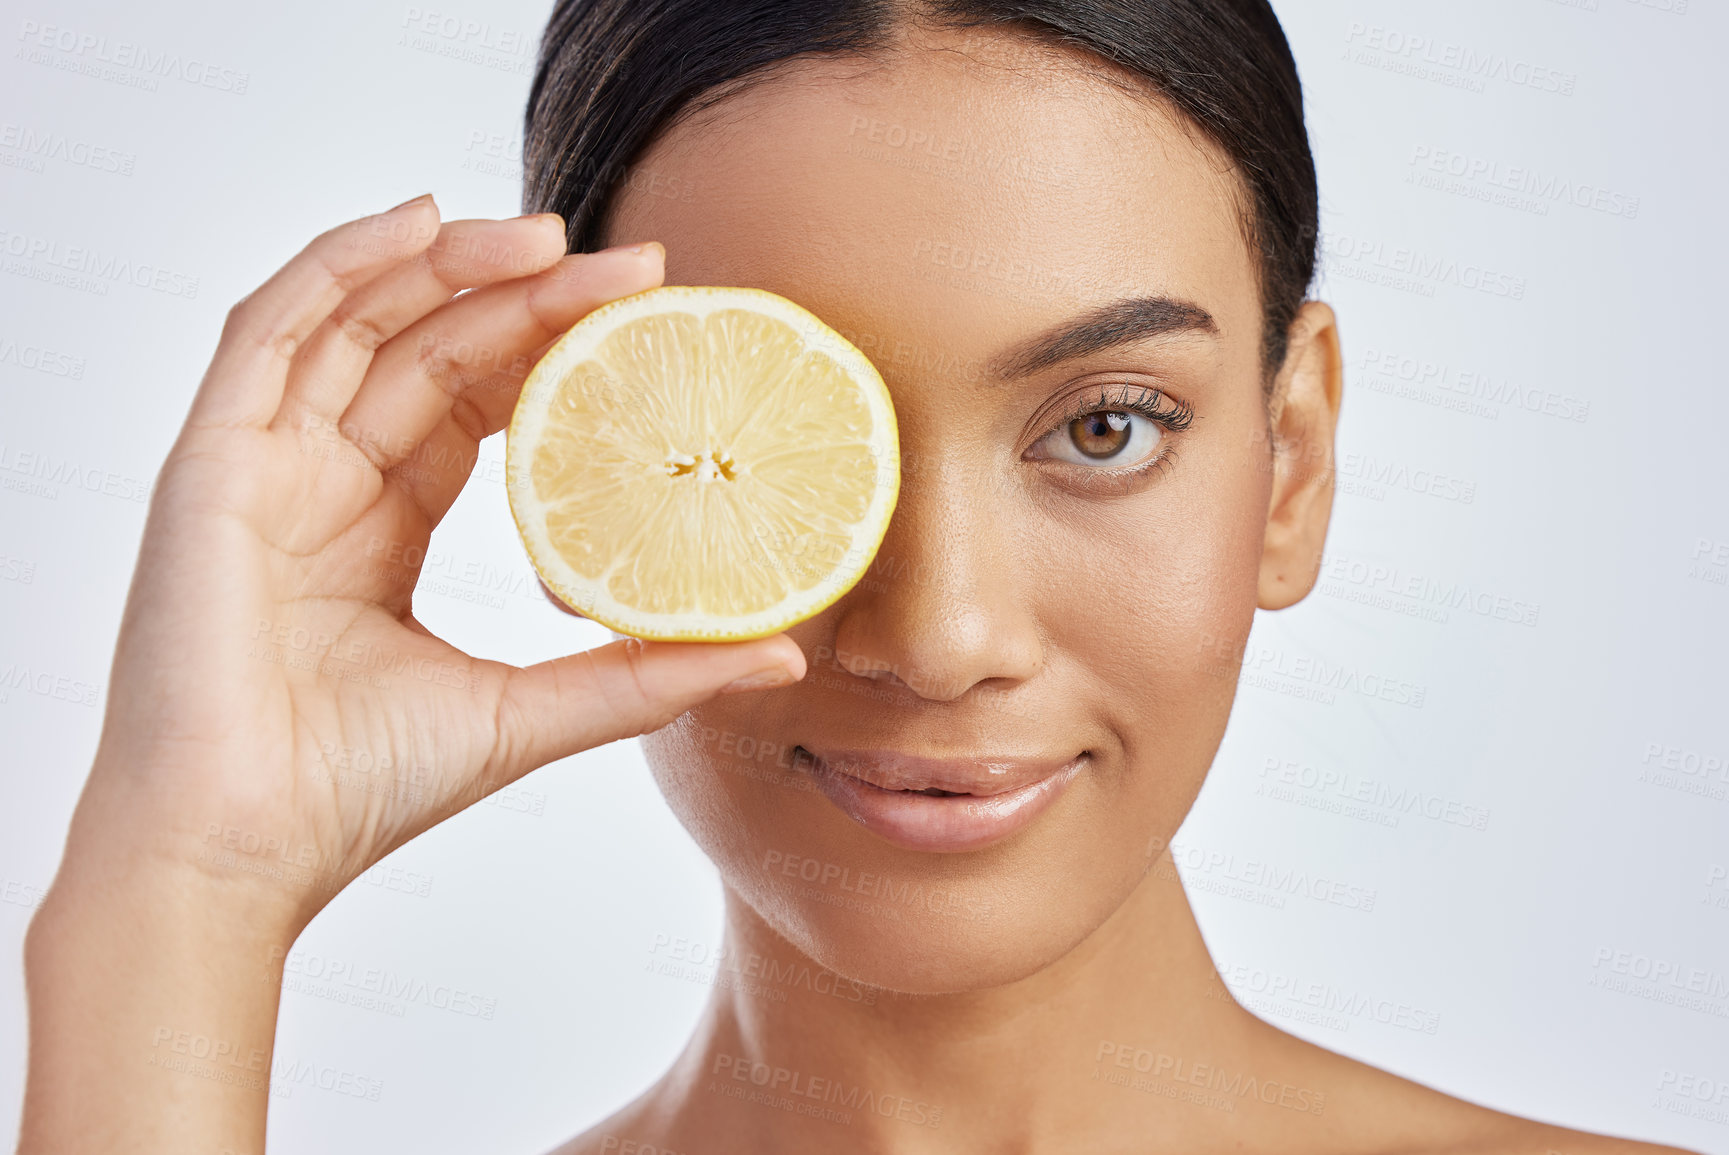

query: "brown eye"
xmin=1030 ymin=400 xmax=1168 ymax=472
xmin=1068 ymin=411 xmax=1132 ymax=459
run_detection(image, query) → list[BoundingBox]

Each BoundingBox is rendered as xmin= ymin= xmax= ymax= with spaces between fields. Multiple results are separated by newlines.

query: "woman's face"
xmin=604 ymin=26 xmax=1334 ymax=992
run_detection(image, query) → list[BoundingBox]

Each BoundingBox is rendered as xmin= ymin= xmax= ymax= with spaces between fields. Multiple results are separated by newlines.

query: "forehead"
xmin=603 ymin=24 xmax=1260 ymax=373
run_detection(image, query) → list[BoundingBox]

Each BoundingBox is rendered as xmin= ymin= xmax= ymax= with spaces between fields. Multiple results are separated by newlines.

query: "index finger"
xmin=187 ymin=195 xmax=442 ymax=430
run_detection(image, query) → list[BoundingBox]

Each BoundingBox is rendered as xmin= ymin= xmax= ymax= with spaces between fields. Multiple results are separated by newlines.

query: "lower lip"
xmin=801 ymin=750 xmax=1088 ymax=853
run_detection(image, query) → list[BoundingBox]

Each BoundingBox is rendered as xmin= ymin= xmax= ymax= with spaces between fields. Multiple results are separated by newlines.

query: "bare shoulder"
xmin=1439 ymin=1105 xmax=1707 ymax=1155
xmin=1417 ymin=1111 xmax=1705 ymax=1155
xmin=1263 ymin=1024 xmax=1704 ymax=1155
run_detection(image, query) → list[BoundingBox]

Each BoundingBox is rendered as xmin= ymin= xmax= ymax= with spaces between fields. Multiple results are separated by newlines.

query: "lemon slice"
xmin=505 ymin=285 xmax=900 ymax=642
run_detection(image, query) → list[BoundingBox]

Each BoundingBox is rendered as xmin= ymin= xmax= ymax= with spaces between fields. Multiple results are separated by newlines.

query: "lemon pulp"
xmin=505 ymin=285 xmax=899 ymax=642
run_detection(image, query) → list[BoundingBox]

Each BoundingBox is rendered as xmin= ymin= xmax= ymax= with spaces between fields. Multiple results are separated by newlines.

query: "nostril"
xmin=846 ymin=654 xmax=896 ymax=680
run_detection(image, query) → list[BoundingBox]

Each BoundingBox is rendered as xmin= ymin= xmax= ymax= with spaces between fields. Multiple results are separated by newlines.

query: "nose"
xmin=827 ymin=451 xmax=1043 ymax=703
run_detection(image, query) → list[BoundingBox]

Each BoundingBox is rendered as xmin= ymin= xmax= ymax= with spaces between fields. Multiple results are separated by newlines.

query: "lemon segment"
xmin=505 ymin=285 xmax=899 ymax=642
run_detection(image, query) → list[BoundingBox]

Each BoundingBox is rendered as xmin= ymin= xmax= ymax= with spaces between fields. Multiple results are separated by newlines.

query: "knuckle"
xmin=412 ymin=334 xmax=471 ymax=397
xmin=332 ymin=306 xmax=394 ymax=355
xmin=450 ymin=394 xmax=492 ymax=445
xmin=313 ymin=246 xmax=370 ymax=296
xmin=521 ymin=274 xmax=574 ymax=335
xmin=418 ymin=249 xmax=466 ymax=294
xmin=223 ymin=297 xmax=299 ymax=361
xmin=591 ymin=641 xmax=657 ymax=740
xmin=613 ymin=640 xmax=685 ymax=736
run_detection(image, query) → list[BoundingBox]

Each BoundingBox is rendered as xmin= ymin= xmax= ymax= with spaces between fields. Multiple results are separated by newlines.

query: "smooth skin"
xmin=18 ymin=202 xmax=805 ymax=1154
xmin=19 ymin=22 xmax=1695 ymax=1155
xmin=551 ymin=26 xmax=1695 ymax=1155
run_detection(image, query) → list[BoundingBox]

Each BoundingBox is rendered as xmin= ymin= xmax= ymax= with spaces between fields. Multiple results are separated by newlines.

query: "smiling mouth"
xmin=795 ymin=745 xmax=1080 ymax=797
xmin=791 ymin=744 xmax=1090 ymax=852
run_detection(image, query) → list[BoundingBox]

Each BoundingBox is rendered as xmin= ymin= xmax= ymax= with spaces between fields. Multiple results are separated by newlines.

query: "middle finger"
xmin=274 ymin=214 xmax=570 ymax=432
xmin=338 ymin=244 xmax=664 ymax=474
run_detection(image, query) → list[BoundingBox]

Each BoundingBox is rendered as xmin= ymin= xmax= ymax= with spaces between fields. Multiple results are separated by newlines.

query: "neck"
xmin=650 ymin=849 xmax=1300 ymax=1154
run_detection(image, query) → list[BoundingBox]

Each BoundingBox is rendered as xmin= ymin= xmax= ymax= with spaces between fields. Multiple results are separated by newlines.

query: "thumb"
xmin=493 ymin=634 xmax=807 ymax=775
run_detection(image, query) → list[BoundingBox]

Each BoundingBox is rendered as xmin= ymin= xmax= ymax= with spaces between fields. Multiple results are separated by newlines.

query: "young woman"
xmin=18 ymin=1 xmax=1698 ymax=1152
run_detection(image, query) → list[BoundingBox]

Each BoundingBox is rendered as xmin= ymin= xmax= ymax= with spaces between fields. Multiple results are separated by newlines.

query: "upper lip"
xmin=800 ymin=747 xmax=1083 ymax=797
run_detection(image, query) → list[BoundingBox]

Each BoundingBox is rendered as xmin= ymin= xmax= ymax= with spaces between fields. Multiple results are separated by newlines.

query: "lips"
xmin=798 ymin=746 xmax=1088 ymax=853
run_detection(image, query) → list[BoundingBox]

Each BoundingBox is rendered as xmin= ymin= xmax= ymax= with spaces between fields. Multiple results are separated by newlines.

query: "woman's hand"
xmin=67 ymin=195 xmax=802 ymax=925
xmin=18 ymin=197 xmax=805 ymax=1154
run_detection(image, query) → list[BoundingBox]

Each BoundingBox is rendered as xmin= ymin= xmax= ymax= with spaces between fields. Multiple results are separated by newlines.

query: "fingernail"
xmin=388 ymin=193 xmax=435 ymax=212
xmin=719 ymin=665 xmax=798 ymax=695
xmin=595 ymin=240 xmax=664 ymax=258
xmin=511 ymin=211 xmax=565 ymax=226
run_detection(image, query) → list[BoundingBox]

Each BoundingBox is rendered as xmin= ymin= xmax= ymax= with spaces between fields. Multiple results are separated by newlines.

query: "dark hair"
xmin=523 ymin=0 xmax=1317 ymax=376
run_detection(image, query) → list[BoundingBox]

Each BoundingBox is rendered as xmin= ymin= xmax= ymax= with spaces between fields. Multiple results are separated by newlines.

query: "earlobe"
xmin=1257 ymin=301 xmax=1343 ymax=611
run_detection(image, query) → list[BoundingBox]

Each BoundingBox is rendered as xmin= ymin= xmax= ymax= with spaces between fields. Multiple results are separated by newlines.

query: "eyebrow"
xmin=988 ymin=295 xmax=1219 ymax=380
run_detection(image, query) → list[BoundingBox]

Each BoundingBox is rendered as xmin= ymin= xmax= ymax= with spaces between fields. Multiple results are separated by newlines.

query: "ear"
xmin=1258 ymin=301 xmax=1343 ymax=610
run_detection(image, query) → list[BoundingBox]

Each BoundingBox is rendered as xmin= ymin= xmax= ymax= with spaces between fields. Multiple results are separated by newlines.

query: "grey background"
xmin=1 ymin=0 xmax=1725 ymax=1150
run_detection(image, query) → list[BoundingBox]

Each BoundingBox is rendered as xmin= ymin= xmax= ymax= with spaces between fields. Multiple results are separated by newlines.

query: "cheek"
xmin=639 ymin=699 xmax=827 ymax=882
xmin=1038 ymin=476 xmax=1264 ymax=684
xmin=1029 ymin=444 xmax=1269 ymax=793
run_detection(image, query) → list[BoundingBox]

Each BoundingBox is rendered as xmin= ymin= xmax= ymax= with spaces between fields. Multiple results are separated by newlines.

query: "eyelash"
xmin=1031 ymin=381 xmax=1194 ymax=490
